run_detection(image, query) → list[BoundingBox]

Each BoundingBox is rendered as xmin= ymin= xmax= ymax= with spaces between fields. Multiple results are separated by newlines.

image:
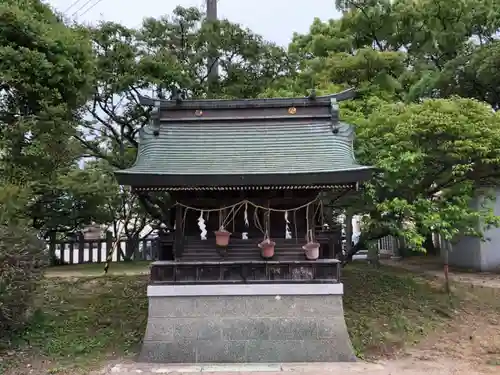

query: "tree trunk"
xmin=123 ymin=235 xmax=140 ymax=261
xmin=368 ymin=241 xmax=380 ymax=268
xmin=443 ymin=240 xmax=451 ymax=294
xmin=423 ymin=232 xmax=437 ymax=255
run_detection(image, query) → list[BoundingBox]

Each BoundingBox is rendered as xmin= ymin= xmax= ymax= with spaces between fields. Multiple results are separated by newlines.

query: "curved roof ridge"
xmin=138 ymin=88 xmax=356 ymax=110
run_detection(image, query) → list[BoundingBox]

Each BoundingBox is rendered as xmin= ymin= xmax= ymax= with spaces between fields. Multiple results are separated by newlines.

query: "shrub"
xmin=0 ymin=225 xmax=48 ymax=338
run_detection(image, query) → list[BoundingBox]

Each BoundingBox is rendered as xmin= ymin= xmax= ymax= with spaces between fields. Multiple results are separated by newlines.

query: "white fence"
xmin=49 ymin=238 xmax=156 ymax=265
xmin=377 ymin=235 xmax=398 ymax=257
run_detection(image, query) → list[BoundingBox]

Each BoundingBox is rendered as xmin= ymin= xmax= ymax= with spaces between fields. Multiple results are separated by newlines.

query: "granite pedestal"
xmin=139 ymin=284 xmax=356 ymax=363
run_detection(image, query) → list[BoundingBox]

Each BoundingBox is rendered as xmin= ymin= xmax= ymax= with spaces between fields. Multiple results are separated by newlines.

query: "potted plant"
xmin=259 ymin=238 xmax=276 ymax=259
xmin=214 ymin=208 xmax=231 ymax=248
xmin=303 ymin=230 xmax=320 ymax=260
xmin=214 ymin=227 xmax=231 ymax=247
xmin=257 ymin=208 xmax=275 ymax=259
xmin=303 ymin=242 xmax=320 ymax=260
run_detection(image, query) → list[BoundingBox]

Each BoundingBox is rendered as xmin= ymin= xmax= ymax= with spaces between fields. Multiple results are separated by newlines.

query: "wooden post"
xmin=155 ymin=236 xmax=163 ymax=261
xmin=141 ymin=238 xmax=148 ymax=260
xmin=327 ymin=232 xmax=335 ymax=259
xmin=78 ymin=234 xmax=85 ymax=264
xmin=68 ymin=240 xmax=75 ymax=264
xmin=174 ymin=206 xmax=184 ymax=258
xmin=333 ymin=229 xmax=343 ymax=259
xmin=345 ymin=212 xmax=353 ymax=255
xmin=96 ymin=238 xmax=103 ymax=263
xmin=48 ymin=232 xmax=56 ymax=265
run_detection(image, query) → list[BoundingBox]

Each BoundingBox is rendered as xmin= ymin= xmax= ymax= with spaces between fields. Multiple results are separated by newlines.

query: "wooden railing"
xmin=150 ymin=259 xmax=341 ymax=285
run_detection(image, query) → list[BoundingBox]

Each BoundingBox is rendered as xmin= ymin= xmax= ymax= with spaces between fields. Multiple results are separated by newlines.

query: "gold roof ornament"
xmin=288 ymin=107 xmax=297 ymax=115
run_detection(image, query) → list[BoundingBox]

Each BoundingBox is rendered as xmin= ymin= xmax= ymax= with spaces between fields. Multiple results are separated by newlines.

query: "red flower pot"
xmin=303 ymin=242 xmax=320 ymax=260
xmin=259 ymin=239 xmax=276 ymax=259
xmin=214 ymin=230 xmax=231 ymax=247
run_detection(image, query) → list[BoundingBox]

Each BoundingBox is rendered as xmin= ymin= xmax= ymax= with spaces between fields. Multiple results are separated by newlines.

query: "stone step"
xmin=184 ymin=241 xmax=310 ymax=246
xmin=179 ymin=238 xmax=317 ymax=261
xmin=103 ymin=361 xmax=460 ymax=375
xmin=181 ymin=251 xmax=306 ymax=259
xmin=182 ymin=247 xmax=305 ymax=252
xmin=180 ymin=255 xmax=305 ymax=261
xmin=180 ymin=250 xmax=305 ymax=256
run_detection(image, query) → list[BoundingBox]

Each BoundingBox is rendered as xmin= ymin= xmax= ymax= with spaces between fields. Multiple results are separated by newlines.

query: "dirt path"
xmin=377 ymin=258 xmax=500 ymax=373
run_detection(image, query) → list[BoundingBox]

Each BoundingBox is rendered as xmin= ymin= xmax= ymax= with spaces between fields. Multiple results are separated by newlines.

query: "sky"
xmin=47 ymin=0 xmax=340 ymax=46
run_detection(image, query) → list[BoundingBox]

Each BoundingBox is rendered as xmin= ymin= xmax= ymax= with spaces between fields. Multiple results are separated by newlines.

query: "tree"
xmin=280 ymin=0 xmax=500 ymax=260
xmin=0 ymin=0 xmax=94 ymax=227
xmin=428 ymin=41 xmax=500 ymax=109
xmin=84 ymin=160 xmax=157 ymax=260
xmin=342 ymin=97 xmax=500 ymax=261
xmin=72 ymin=1 xmax=500 ymax=267
xmin=77 ymin=6 xmax=293 ymax=224
xmin=0 ymin=0 xmax=93 ymax=338
xmin=28 ymin=163 xmax=116 ymax=237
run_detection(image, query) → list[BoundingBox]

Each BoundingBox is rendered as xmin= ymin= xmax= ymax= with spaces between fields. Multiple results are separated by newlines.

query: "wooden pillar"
xmin=48 ymin=232 xmax=56 ymax=265
xmin=345 ymin=212 xmax=353 ymax=255
xmin=174 ymin=206 xmax=185 ymax=258
xmin=157 ymin=230 xmax=174 ymax=261
xmin=326 ymin=232 xmax=335 ymax=259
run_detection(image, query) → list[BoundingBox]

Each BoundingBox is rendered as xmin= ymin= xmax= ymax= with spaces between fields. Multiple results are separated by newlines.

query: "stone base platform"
xmin=140 ymin=284 xmax=356 ymax=363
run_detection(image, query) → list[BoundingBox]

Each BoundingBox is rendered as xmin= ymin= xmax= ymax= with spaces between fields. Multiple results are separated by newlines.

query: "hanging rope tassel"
xmin=198 ymin=210 xmax=207 ymax=240
xmin=242 ymin=202 xmax=249 ymax=240
xmin=244 ymin=202 xmax=249 ymax=227
xmin=285 ymin=210 xmax=291 ymax=239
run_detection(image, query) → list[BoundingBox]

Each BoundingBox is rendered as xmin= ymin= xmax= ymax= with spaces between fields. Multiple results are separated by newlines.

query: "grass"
xmin=2 ymin=262 xmax=457 ymax=373
xmin=45 ymin=261 xmax=150 ymax=277
xmin=343 ymin=264 xmax=455 ymax=356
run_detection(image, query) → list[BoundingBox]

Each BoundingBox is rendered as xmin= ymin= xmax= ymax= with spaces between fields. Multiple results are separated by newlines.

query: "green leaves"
xmin=352 ymin=98 xmax=500 ymax=249
xmin=0 ymin=0 xmax=94 ymax=230
xmin=77 ymin=7 xmax=295 ymax=226
xmin=288 ymin=0 xmax=500 ymax=108
xmin=0 ymin=0 xmax=93 ymax=111
xmin=4 ymin=1 xmax=495 ymax=251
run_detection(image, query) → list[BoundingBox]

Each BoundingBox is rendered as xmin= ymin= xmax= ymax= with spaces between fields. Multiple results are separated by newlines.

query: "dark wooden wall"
xmin=171 ymin=189 xmax=321 ymax=241
xmin=181 ymin=205 xmax=310 ymax=240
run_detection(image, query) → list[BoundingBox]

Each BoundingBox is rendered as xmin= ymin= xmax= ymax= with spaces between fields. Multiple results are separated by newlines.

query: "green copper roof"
xmin=117 ymin=121 xmax=369 ymax=176
xmin=115 ymin=91 xmax=373 ymax=188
